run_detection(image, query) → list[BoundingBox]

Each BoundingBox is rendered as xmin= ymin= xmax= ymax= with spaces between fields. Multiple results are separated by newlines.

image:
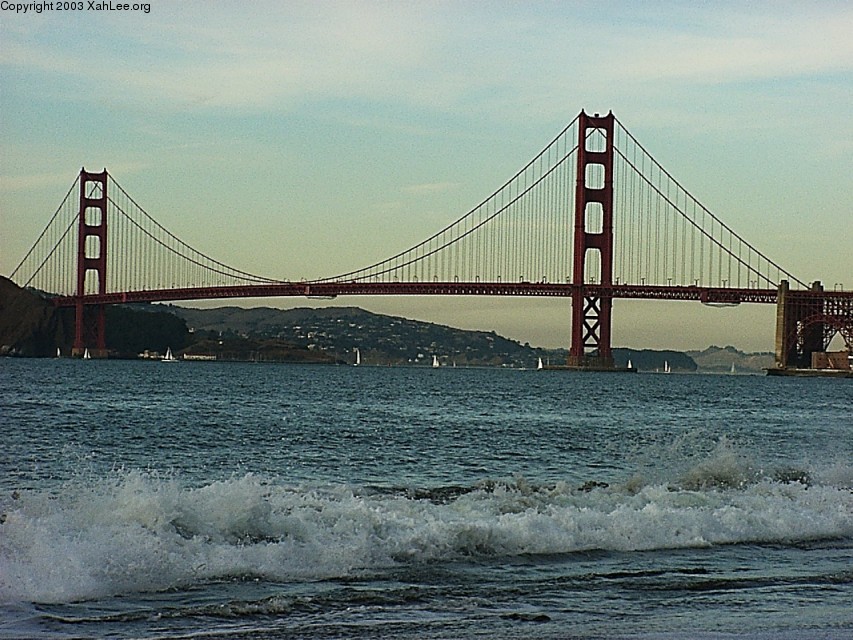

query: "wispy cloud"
xmin=402 ymin=182 xmax=460 ymax=195
xmin=2 ymin=2 xmax=442 ymax=110
xmin=0 ymin=162 xmax=148 ymax=192
xmin=0 ymin=170 xmax=78 ymax=192
xmin=601 ymin=8 xmax=853 ymax=84
xmin=2 ymin=2 xmax=850 ymax=119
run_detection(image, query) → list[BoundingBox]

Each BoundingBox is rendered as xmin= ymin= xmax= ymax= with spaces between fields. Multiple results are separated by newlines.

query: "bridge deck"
xmin=52 ymin=282 xmax=790 ymax=306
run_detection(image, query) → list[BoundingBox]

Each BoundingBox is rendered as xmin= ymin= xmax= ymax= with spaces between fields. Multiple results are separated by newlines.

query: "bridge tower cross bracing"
xmin=568 ymin=111 xmax=615 ymax=369
xmin=73 ymin=168 xmax=108 ymax=357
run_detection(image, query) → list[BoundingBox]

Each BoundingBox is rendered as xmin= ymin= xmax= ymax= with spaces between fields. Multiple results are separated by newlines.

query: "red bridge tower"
xmin=569 ymin=111 xmax=615 ymax=369
xmin=72 ymin=169 xmax=108 ymax=357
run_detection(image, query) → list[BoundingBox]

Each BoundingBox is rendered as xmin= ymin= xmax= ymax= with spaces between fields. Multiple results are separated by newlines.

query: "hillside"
xmin=614 ymin=348 xmax=697 ymax=372
xmin=167 ymin=304 xmax=703 ymax=370
xmin=687 ymin=345 xmax=774 ymax=373
xmin=0 ymin=278 xmax=192 ymax=357
xmin=0 ymin=276 xmax=72 ymax=356
xmin=169 ymin=304 xmax=541 ymax=367
xmin=0 ymin=279 xmax=328 ymax=362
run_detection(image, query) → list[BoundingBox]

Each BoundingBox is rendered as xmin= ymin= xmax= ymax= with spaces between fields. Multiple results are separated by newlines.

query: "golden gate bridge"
xmin=9 ymin=111 xmax=852 ymax=371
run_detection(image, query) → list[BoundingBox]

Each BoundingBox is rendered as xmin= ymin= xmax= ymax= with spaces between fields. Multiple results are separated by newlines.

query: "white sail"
xmin=664 ymin=360 xmax=671 ymax=373
xmin=354 ymin=348 xmax=361 ymax=366
xmin=83 ymin=348 xmax=90 ymax=360
xmin=56 ymin=348 xmax=61 ymax=358
xmin=432 ymin=355 xmax=440 ymax=368
xmin=537 ymin=357 xmax=544 ymax=370
xmin=627 ymin=359 xmax=633 ymax=370
xmin=162 ymin=347 xmax=178 ymax=362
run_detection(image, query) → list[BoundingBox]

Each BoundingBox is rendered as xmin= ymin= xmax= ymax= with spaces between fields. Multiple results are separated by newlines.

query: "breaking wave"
xmin=2 ymin=446 xmax=851 ymax=604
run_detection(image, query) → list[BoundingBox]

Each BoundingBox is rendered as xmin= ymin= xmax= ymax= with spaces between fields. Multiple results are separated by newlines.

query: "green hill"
xmin=0 ymin=276 xmax=72 ymax=356
xmin=169 ymin=304 xmax=539 ymax=367
xmin=687 ymin=345 xmax=774 ymax=373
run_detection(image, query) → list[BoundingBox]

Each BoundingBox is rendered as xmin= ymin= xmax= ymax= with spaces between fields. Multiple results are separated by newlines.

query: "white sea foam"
xmin=1 ymin=458 xmax=851 ymax=604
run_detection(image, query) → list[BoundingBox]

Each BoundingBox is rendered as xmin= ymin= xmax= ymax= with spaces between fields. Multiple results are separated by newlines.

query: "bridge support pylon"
xmin=774 ymin=280 xmax=819 ymax=369
xmin=72 ymin=168 xmax=109 ymax=358
xmin=568 ymin=111 xmax=615 ymax=370
xmin=774 ymin=280 xmax=853 ymax=371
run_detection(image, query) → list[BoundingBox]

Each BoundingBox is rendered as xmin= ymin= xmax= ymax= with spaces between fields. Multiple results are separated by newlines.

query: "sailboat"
xmin=162 ymin=347 xmax=179 ymax=362
xmin=354 ymin=348 xmax=361 ymax=366
xmin=55 ymin=348 xmax=61 ymax=358
xmin=537 ymin=357 xmax=544 ymax=370
xmin=432 ymin=355 xmax=440 ymax=368
xmin=730 ymin=362 xmax=736 ymax=375
xmin=627 ymin=358 xmax=633 ymax=371
xmin=664 ymin=360 xmax=671 ymax=374
xmin=83 ymin=348 xmax=91 ymax=360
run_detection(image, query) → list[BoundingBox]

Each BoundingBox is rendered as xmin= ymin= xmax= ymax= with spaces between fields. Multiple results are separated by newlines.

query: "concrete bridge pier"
xmin=774 ymin=280 xmax=825 ymax=369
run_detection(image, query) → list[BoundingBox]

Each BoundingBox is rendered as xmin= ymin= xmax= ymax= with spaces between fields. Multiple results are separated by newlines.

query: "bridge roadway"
xmin=52 ymin=282 xmax=785 ymax=307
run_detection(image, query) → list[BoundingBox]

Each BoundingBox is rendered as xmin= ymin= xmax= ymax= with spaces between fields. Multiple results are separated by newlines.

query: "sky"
xmin=1 ymin=1 xmax=851 ymax=352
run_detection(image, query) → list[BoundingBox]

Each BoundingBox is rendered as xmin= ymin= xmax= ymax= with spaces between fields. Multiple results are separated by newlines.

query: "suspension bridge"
xmin=9 ymin=111 xmax=853 ymax=371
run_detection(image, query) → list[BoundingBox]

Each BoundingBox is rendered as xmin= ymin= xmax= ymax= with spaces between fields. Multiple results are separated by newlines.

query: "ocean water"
xmin=1 ymin=358 xmax=851 ymax=639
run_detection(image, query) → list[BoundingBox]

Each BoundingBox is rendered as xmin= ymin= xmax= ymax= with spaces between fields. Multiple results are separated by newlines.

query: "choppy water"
xmin=1 ymin=358 xmax=851 ymax=639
